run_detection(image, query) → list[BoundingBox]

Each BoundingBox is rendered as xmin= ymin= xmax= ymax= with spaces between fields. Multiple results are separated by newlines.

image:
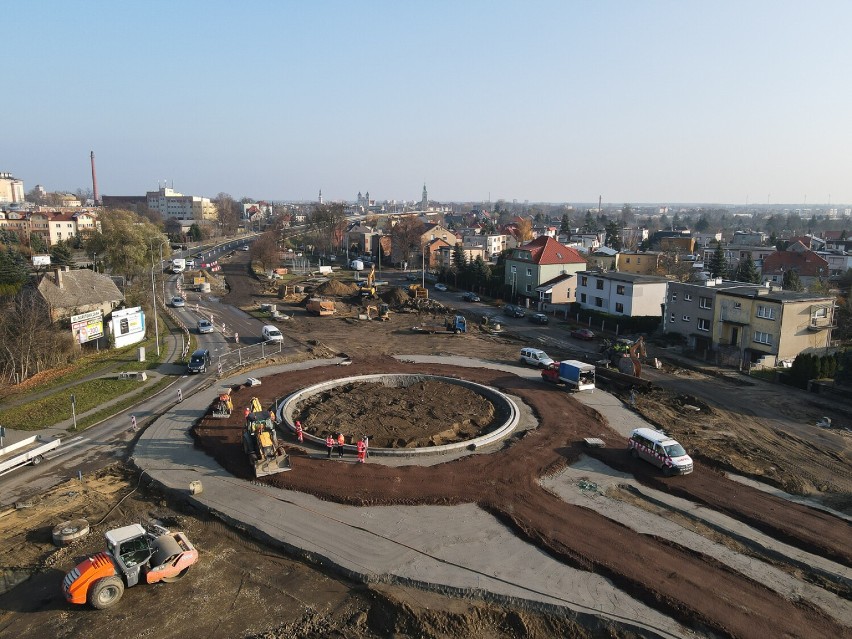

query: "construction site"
xmin=1 ymin=262 xmax=850 ymax=639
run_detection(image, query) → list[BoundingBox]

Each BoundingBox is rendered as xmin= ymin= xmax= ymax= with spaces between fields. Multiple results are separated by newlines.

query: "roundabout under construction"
xmin=130 ymin=354 xmax=852 ymax=639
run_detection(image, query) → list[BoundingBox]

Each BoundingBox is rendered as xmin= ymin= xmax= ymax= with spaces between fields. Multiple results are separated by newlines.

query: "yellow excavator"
xmin=408 ymin=283 xmax=428 ymax=299
xmin=359 ymin=265 xmax=377 ymax=298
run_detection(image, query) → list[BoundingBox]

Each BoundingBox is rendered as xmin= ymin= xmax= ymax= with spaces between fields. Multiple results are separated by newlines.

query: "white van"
xmin=519 ymin=347 xmax=554 ymax=368
xmin=628 ymin=428 xmax=693 ymax=476
xmin=171 ymin=258 xmax=186 ymax=273
xmin=262 ymin=325 xmax=284 ymax=342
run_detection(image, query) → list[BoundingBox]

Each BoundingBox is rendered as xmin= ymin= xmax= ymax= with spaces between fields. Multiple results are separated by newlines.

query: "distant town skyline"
xmin=6 ymin=1 xmax=852 ymax=205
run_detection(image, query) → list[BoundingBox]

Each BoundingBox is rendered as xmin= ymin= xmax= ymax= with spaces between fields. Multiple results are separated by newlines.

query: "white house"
xmin=575 ymin=271 xmax=668 ymax=317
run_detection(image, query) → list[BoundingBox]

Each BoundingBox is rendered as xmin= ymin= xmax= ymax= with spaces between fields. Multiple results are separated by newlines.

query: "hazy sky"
xmin=6 ymin=1 xmax=852 ymax=205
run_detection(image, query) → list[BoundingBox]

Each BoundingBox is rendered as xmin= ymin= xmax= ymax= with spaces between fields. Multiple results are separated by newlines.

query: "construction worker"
xmin=325 ymin=433 xmax=334 ymax=459
xmin=244 ymin=406 xmax=251 ymax=425
xmin=357 ymin=437 xmax=367 ymax=464
xmin=268 ymin=409 xmax=277 ymax=425
xmin=295 ymin=420 xmax=304 ymax=443
xmin=337 ymin=432 xmax=346 ymax=459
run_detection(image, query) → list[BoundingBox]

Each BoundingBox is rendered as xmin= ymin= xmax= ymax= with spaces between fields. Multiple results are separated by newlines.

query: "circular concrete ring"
xmin=278 ymin=373 xmax=519 ymax=456
xmin=52 ymin=518 xmax=90 ymax=546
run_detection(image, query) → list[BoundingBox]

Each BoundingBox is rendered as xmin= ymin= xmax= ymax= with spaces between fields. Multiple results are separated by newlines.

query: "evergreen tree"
xmin=0 ymin=248 xmax=30 ymax=296
xmin=695 ymin=214 xmax=710 ymax=232
xmin=782 ymin=269 xmax=804 ymax=292
xmin=734 ymin=254 xmax=760 ymax=283
xmin=50 ymin=240 xmax=74 ymax=267
xmin=708 ymin=242 xmax=727 ymax=278
xmin=582 ymin=211 xmax=595 ymax=232
xmin=560 ymin=213 xmax=572 ymax=234
xmin=604 ymin=221 xmax=622 ymax=250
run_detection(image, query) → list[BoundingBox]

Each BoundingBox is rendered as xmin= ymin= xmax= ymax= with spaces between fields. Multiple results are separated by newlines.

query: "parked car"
xmin=434 ymin=283 xmax=447 ymax=292
xmin=528 ymin=312 xmax=549 ymax=325
xmin=462 ymin=292 xmax=480 ymax=302
xmin=196 ymin=319 xmax=214 ymax=334
xmin=570 ymin=328 xmax=596 ymax=340
xmin=171 ymin=296 xmax=186 ymax=308
xmin=503 ymin=304 xmax=526 ymax=318
xmin=240 ymin=245 xmax=250 ymax=251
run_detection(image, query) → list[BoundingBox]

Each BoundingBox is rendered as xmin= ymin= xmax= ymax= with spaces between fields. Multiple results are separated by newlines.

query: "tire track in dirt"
xmin=193 ymin=357 xmax=851 ymax=639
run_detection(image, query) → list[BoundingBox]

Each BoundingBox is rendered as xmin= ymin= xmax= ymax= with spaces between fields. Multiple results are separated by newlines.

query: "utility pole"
xmin=150 ymin=241 xmax=161 ymax=357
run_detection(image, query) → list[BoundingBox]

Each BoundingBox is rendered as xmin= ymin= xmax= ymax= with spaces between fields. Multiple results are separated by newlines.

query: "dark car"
xmin=462 ymin=292 xmax=480 ymax=302
xmin=528 ymin=312 xmax=549 ymax=325
xmin=503 ymin=304 xmax=526 ymax=318
xmin=571 ymin=328 xmax=596 ymax=340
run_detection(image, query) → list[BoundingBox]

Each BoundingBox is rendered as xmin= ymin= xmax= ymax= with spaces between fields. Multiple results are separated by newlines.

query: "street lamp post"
xmin=150 ymin=239 xmax=167 ymax=357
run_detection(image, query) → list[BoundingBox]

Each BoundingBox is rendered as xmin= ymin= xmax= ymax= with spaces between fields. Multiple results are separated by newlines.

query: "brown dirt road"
xmin=195 ymin=357 xmax=851 ymax=639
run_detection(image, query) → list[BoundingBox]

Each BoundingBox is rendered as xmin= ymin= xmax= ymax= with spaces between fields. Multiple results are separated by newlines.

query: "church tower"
xmin=318 ymin=189 xmax=323 ymax=205
xmin=421 ymin=184 xmax=428 ymax=211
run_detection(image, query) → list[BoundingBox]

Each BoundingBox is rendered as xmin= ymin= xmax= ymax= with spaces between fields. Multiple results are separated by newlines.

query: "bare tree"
xmin=214 ymin=193 xmax=240 ymax=236
xmin=0 ymin=291 xmax=75 ymax=384
xmin=391 ymin=217 xmax=426 ymax=266
xmin=250 ymin=230 xmax=280 ymax=273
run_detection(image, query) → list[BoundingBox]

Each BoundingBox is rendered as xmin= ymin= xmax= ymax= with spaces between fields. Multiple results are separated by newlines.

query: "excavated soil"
xmin=292 ymin=379 xmax=497 ymax=447
xmin=194 ymin=357 xmax=852 ymax=639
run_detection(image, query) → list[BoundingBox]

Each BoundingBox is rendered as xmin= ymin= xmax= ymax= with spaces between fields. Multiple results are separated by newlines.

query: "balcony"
xmin=807 ymin=317 xmax=836 ymax=331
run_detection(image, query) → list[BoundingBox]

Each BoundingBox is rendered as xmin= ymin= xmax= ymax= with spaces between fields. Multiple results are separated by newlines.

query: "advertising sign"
xmin=71 ymin=309 xmax=104 ymax=344
xmin=32 ymin=255 xmax=52 ymax=267
xmin=111 ymin=307 xmax=146 ymax=348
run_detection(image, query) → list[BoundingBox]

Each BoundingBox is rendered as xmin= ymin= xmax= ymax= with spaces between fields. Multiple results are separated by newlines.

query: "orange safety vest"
xmin=337 ymin=434 xmax=345 ymax=446
xmin=357 ymin=440 xmax=366 ymax=453
xmin=326 ymin=436 xmax=334 ymax=448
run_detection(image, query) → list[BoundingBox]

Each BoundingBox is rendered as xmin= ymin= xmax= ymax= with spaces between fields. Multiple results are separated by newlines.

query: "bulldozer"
xmin=62 ymin=523 xmax=199 ymax=609
xmin=366 ymin=303 xmax=390 ymax=321
xmin=243 ymin=412 xmax=291 ymax=477
xmin=601 ymin=336 xmax=646 ymax=377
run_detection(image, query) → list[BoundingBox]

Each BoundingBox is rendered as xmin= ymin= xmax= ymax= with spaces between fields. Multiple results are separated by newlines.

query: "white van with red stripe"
xmin=628 ymin=428 xmax=693 ymax=476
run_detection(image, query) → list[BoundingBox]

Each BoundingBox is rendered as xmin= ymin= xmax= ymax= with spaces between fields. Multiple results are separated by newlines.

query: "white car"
xmin=171 ymin=296 xmax=186 ymax=308
xmin=262 ymin=325 xmax=284 ymax=342
xmin=434 ymin=283 xmax=447 ymax=292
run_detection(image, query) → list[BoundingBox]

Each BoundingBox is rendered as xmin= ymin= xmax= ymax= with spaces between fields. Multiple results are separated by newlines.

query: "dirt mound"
xmin=315 ymin=279 xmax=359 ymax=297
xmin=294 ymin=379 xmax=497 ymax=447
xmin=381 ymin=286 xmax=410 ymax=306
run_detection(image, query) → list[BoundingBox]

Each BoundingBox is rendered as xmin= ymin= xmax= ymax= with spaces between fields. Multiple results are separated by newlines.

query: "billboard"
xmin=71 ymin=310 xmax=104 ymax=344
xmin=32 ymin=255 xmax=51 ymax=266
xmin=110 ymin=307 xmax=146 ymax=348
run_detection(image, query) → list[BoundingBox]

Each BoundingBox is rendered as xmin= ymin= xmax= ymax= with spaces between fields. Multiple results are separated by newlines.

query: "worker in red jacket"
xmin=357 ymin=437 xmax=367 ymax=464
xmin=325 ymin=433 xmax=334 ymax=459
xmin=295 ymin=421 xmax=304 ymax=443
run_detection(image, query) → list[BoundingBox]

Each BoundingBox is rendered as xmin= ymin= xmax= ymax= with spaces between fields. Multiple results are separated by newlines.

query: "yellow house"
xmin=617 ymin=251 xmax=663 ymax=275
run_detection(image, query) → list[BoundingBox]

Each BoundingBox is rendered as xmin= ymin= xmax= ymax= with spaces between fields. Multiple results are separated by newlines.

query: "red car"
xmin=570 ymin=328 xmax=595 ymax=340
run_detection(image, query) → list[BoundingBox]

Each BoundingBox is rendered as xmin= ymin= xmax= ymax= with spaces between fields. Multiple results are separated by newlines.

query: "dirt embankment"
xmin=193 ymin=358 xmax=852 ymax=639
xmin=0 ymin=465 xmax=645 ymax=639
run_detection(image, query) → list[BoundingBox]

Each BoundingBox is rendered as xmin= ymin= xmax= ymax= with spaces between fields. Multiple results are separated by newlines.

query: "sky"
xmin=5 ymin=1 xmax=852 ymax=206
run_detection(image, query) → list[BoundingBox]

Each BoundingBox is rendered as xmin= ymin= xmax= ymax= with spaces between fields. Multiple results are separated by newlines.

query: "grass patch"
xmin=71 ymin=376 xmax=173 ymax=432
xmin=0 ymin=377 xmax=155 ymax=431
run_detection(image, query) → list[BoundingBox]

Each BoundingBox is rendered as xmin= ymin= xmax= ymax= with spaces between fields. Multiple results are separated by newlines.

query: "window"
xmin=616 ymin=285 xmax=625 ymax=295
xmin=684 ymin=293 xmax=692 ymax=301
xmin=580 ymin=276 xmax=588 ymax=286
xmin=580 ymin=293 xmax=586 ymax=303
xmin=596 ymin=280 xmax=604 ymax=290
xmin=682 ymin=315 xmax=690 ymax=322
xmin=525 ymin=284 xmax=531 ymax=293
xmin=699 ymin=296 xmax=712 ymax=310
xmin=625 ymin=257 xmax=631 ymax=264
xmin=756 ymin=305 xmax=776 ymax=320
xmin=754 ymin=331 xmax=773 ymax=345
xmin=595 ymin=297 xmax=603 ymax=307
xmin=671 ymin=292 xmax=677 ymax=301
xmin=637 ymin=258 xmax=641 ymax=264
xmin=697 ymin=318 xmax=710 ymax=331
xmin=526 ymin=268 xmax=532 ymax=277
xmin=670 ymin=313 xmax=675 ymax=323
xmin=734 ymin=302 xmax=741 ymax=309
xmin=615 ymin=302 xmax=624 ymax=313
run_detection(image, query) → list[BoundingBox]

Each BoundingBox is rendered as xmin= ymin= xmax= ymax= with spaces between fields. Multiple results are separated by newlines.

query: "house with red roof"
xmin=761 ymin=243 xmax=829 ymax=288
xmin=504 ymin=236 xmax=587 ymax=309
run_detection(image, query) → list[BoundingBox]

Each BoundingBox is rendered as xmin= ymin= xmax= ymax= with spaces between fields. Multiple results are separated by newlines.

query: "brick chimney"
xmin=53 ymin=265 xmax=70 ymax=289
